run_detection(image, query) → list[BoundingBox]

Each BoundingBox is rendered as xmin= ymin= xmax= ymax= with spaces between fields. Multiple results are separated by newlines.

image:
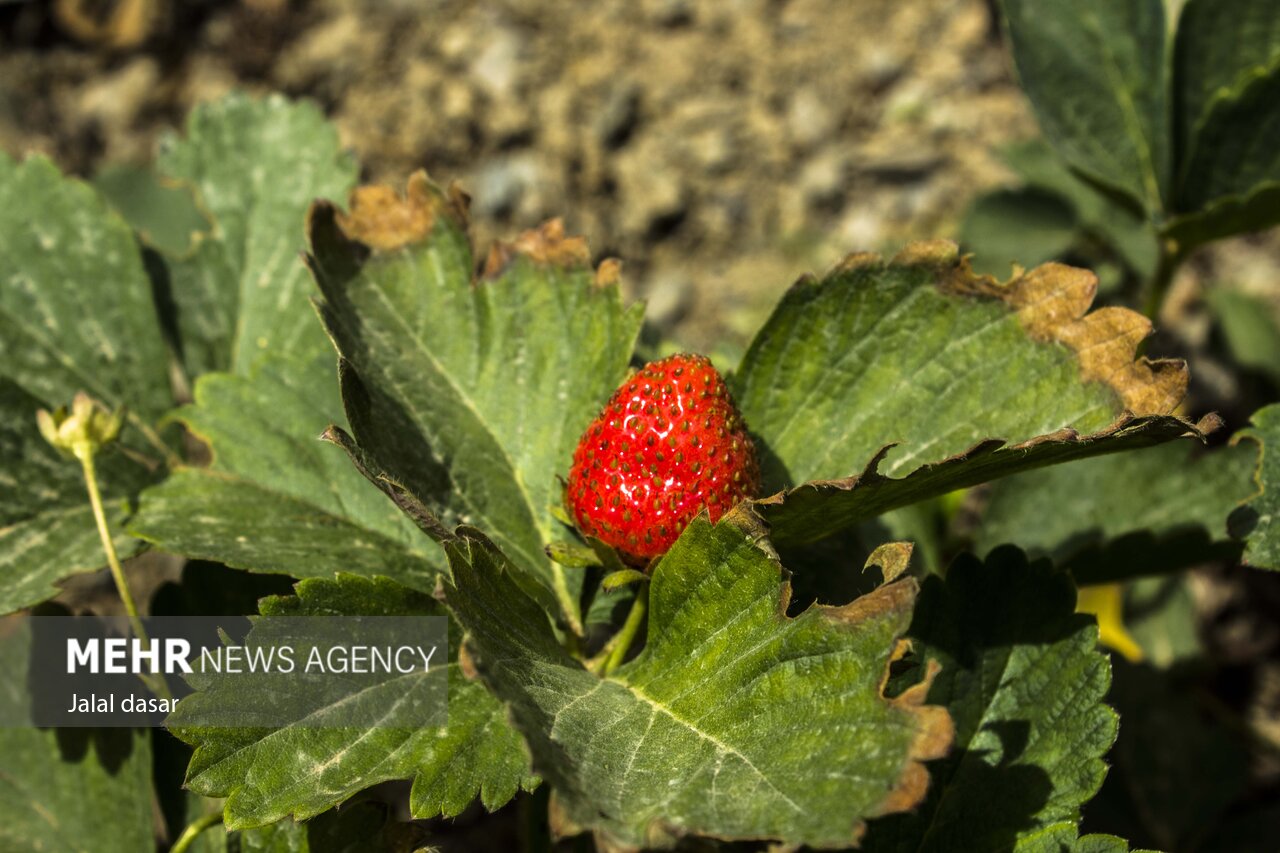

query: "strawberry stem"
xmin=600 ymin=587 xmax=648 ymax=676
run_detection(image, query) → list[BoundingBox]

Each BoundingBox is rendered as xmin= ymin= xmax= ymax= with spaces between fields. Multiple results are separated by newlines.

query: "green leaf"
xmin=442 ymin=512 xmax=952 ymax=849
xmin=1228 ymin=403 xmax=1280 ymax=569
xmin=310 ymin=173 xmax=644 ymax=631
xmin=731 ymin=242 xmax=1208 ymax=545
xmin=1124 ymin=576 xmax=1203 ymax=668
xmin=157 ymin=92 xmax=358 ymax=376
xmin=1014 ymin=824 xmax=1159 ymax=853
xmin=1167 ymin=0 xmax=1280 ymax=242
xmin=0 ymin=614 xmax=155 ymax=853
xmin=0 ymin=153 xmax=174 ymax=421
xmin=1169 ymin=63 xmax=1280 ymax=244
xmin=92 ymin=163 xmax=209 ymax=257
xmin=1207 ymin=288 xmax=1280 ymax=383
xmin=959 ymin=187 xmax=1078 ymax=279
xmin=172 ymin=574 xmax=536 ymax=828
xmin=1003 ymin=140 xmax=1159 ymax=280
xmin=130 ymin=349 xmax=441 ymax=590
xmin=863 ymin=548 xmax=1115 ymax=852
xmin=974 ymin=442 xmax=1255 ymax=583
xmin=1174 ymin=0 xmax=1280 ymax=195
xmin=0 ymin=153 xmax=173 ymax=612
xmin=999 ymin=0 xmax=1170 ymax=213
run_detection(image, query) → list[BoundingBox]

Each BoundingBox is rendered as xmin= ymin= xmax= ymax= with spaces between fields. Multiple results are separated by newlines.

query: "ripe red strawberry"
xmin=566 ymin=353 xmax=760 ymax=561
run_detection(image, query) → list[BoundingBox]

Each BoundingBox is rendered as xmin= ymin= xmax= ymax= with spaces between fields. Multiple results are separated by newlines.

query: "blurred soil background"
xmin=2 ymin=0 xmax=1279 ymax=848
xmin=0 ymin=0 xmax=1034 ymax=353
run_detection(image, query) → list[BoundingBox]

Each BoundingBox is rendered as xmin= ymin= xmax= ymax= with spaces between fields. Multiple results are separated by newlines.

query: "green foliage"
xmin=0 ymin=154 xmax=174 ymax=421
xmin=976 ymin=442 xmax=1257 ymax=583
xmin=959 ymin=140 xmax=1159 ymax=286
xmin=2 ymin=74 xmax=1273 ymax=851
xmin=309 ymin=175 xmax=644 ymax=631
xmin=1208 ymin=289 xmax=1280 ymax=384
xmin=0 ymin=616 xmax=155 ymax=853
xmin=92 ymin=163 xmax=208 ymax=257
xmin=1013 ymin=824 xmax=1159 ymax=853
xmin=1169 ymin=0 xmax=1280 ymax=244
xmin=130 ymin=349 xmax=441 ymax=589
xmin=157 ymin=93 xmax=359 ymax=376
xmin=864 ymin=549 xmax=1115 ymax=852
xmin=959 ymin=186 xmax=1076 ymax=279
xmin=1000 ymin=0 xmax=1280 ymax=247
xmin=1229 ymin=403 xmax=1280 ymax=568
xmin=1000 ymin=0 xmax=1170 ymax=212
xmin=0 ymin=381 xmax=149 ymax=612
xmin=731 ymin=242 xmax=1205 ymax=545
xmin=443 ymin=514 xmax=949 ymax=848
xmin=0 ymin=155 xmax=172 ymax=613
xmin=172 ymin=574 xmax=535 ymax=828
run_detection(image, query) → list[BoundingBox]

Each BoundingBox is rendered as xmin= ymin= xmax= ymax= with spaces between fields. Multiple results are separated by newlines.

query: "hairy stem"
xmin=601 ymin=587 xmax=648 ymax=676
xmin=170 ymin=810 xmax=224 ymax=853
xmin=79 ymin=450 xmax=172 ymax=701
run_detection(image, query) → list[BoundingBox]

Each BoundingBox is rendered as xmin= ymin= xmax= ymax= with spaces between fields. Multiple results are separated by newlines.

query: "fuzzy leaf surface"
xmin=443 ymin=514 xmax=951 ymax=849
xmin=1014 ymin=825 xmax=1158 ymax=853
xmin=171 ymin=575 xmax=536 ymax=828
xmin=1172 ymin=0 xmax=1280 ymax=241
xmin=999 ymin=0 xmax=1170 ymax=213
xmin=0 ymin=615 xmax=154 ymax=853
xmin=976 ymin=442 xmax=1255 ymax=583
xmin=1170 ymin=64 xmax=1280 ymax=244
xmin=1175 ymin=0 xmax=1280 ymax=154
xmin=158 ymin=93 xmax=358 ymax=376
xmin=310 ymin=173 xmax=644 ymax=630
xmin=0 ymin=155 xmax=172 ymax=612
xmin=732 ymin=242 xmax=1205 ymax=545
xmin=130 ymin=349 xmax=441 ymax=589
xmin=1230 ymin=403 xmax=1280 ymax=569
xmin=864 ymin=548 xmax=1116 ymax=852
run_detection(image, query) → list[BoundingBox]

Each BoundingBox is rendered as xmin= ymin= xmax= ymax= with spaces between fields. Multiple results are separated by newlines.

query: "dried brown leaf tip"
xmin=336 ymin=170 xmax=463 ymax=251
xmin=1004 ymin=263 xmax=1186 ymax=415
xmin=817 ymin=578 xmax=954 ymax=822
xmin=873 ymin=658 xmax=953 ymax=817
xmin=483 ymin=218 xmax=591 ymax=278
xmin=594 ymin=257 xmax=623 ymax=288
xmin=865 ymin=541 xmax=914 ymax=584
xmin=898 ymin=239 xmax=1189 ymax=416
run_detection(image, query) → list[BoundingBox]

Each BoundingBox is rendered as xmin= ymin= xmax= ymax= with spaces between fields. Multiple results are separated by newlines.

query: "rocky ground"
xmin=0 ymin=0 xmax=1032 ymax=349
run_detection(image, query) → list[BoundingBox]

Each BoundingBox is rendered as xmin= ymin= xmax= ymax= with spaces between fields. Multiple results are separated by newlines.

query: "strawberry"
xmin=566 ymin=353 xmax=760 ymax=561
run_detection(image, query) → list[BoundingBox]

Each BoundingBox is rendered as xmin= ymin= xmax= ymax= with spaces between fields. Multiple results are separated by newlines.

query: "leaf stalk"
xmin=170 ymin=810 xmax=224 ymax=853
xmin=600 ymin=587 xmax=648 ymax=676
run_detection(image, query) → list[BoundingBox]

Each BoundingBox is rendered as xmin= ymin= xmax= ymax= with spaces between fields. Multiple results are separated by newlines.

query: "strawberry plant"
xmin=1 ymin=1 xmax=1279 ymax=850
